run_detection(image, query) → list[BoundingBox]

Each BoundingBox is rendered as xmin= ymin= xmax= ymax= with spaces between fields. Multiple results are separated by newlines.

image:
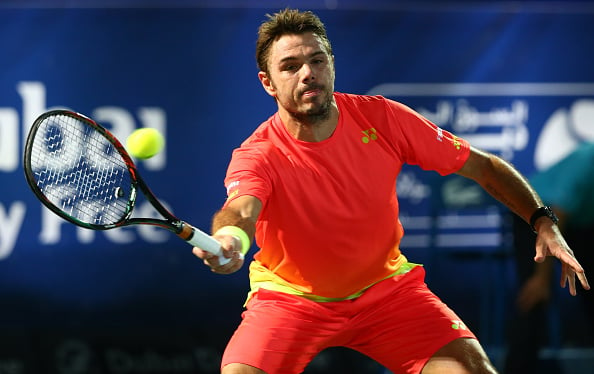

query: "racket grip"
xmin=181 ymin=224 xmax=231 ymax=265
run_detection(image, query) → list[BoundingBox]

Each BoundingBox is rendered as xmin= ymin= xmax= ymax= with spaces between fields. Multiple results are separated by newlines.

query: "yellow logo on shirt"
xmin=451 ymin=320 xmax=467 ymax=330
xmin=361 ymin=128 xmax=378 ymax=143
xmin=452 ymin=135 xmax=462 ymax=150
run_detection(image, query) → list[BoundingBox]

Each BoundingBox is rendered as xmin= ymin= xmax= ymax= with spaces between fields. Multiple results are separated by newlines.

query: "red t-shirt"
xmin=224 ymin=93 xmax=469 ymax=299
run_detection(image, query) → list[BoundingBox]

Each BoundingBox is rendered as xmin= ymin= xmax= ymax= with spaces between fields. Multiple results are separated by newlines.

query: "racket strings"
xmin=30 ymin=114 xmax=133 ymax=226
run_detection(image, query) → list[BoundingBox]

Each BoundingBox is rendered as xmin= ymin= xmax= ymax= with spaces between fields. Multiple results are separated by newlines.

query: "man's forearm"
xmin=211 ymin=208 xmax=257 ymax=241
xmin=458 ymin=148 xmax=543 ymax=223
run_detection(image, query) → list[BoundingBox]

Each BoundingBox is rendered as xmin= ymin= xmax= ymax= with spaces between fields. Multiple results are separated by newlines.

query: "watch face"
xmin=545 ymin=206 xmax=559 ymax=224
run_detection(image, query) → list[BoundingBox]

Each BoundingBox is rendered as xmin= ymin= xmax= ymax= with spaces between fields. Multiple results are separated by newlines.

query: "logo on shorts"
xmin=450 ymin=320 xmax=467 ymax=330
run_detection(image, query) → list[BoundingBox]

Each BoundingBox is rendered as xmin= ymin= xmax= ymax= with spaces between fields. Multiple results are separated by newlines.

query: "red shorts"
xmin=222 ymin=266 xmax=476 ymax=374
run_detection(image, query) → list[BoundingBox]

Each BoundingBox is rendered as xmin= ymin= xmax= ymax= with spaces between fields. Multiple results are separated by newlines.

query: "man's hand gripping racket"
xmin=23 ymin=109 xmax=231 ymax=266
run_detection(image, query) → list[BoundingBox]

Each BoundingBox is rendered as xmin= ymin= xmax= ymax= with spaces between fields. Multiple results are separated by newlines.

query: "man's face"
xmin=259 ymin=32 xmax=335 ymax=124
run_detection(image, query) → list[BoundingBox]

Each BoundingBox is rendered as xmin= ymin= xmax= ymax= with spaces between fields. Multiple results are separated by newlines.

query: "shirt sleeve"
xmin=385 ymin=98 xmax=470 ymax=175
xmin=223 ymin=143 xmax=272 ymax=208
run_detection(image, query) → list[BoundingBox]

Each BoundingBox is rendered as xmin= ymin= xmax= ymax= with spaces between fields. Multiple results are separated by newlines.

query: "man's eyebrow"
xmin=278 ymin=50 xmax=326 ymax=64
xmin=279 ymin=56 xmax=298 ymax=64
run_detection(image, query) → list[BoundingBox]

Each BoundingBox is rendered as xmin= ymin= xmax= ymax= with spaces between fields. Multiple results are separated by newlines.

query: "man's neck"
xmin=280 ymin=103 xmax=339 ymax=142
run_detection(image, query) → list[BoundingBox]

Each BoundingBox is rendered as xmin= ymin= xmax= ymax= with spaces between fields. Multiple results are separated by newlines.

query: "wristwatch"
xmin=529 ymin=206 xmax=559 ymax=234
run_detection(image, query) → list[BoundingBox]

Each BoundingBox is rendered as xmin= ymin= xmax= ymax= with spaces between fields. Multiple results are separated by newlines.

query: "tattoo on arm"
xmin=484 ymin=182 xmax=515 ymax=211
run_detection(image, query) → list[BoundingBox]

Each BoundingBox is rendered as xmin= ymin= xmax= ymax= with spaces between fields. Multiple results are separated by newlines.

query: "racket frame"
xmin=23 ymin=110 xmax=223 ymax=259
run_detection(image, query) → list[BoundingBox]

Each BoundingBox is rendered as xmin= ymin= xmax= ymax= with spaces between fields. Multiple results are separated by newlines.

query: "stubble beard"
xmin=291 ymin=89 xmax=333 ymax=126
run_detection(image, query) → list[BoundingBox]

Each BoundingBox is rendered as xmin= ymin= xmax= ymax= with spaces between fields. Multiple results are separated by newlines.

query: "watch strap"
xmin=529 ymin=206 xmax=559 ymax=234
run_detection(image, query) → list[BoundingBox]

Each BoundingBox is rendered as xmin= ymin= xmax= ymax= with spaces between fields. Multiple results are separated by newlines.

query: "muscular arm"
xmin=211 ymin=195 xmax=261 ymax=238
xmin=457 ymin=147 xmax=589 ymax=294
xmin=456 ymin=147 xmax=542 ymax=224
xmin=193 ymin=195 xmax=262 ymax=274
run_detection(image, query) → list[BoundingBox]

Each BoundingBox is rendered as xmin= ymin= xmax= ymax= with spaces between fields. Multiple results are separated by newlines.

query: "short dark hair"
xmin=256 ymin=8 xmax=333 ymax=74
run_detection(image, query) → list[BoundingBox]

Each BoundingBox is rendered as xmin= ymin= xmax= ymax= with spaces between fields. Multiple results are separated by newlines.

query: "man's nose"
xmin=301 ymin=63 xmax=315 ymax=83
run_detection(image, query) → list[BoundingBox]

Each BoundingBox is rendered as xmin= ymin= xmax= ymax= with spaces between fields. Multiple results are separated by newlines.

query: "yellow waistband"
xmin=245 ymin=260 xmax=421 ymax=305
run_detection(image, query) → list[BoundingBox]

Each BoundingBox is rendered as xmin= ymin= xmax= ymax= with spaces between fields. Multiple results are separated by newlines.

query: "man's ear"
xmin=258 ymin=71 xmax=276 ymax=97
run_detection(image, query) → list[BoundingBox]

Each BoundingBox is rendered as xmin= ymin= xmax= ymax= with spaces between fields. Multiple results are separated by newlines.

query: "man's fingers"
xmin=193 ymin=239 xmax=244 ymax=275
xmin=577 ymin=271 xmax=591 ymax=291
xmin=560 ymin=263 xmax=591 ymax=296
xmin=192 ymin=246 xmax=208 ymax=259
xmin=209 ymin=252 xmax=243 ymax=274
xmin=533 ymin=244 xmax=546 ymax=263
xmin=561 ymin=251 xmax=590 ymax=292
xmin=568 ymin=271 xmax=577 ymax=296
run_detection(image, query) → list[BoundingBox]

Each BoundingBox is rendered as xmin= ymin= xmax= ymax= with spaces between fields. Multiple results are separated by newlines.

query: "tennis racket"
xmin=23 ymin=109 xmax=229 ymax=264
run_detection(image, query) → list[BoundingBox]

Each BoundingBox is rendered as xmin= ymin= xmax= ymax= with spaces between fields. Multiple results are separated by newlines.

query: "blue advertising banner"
xmin=1 ymin=1 xmax=593 ymax=372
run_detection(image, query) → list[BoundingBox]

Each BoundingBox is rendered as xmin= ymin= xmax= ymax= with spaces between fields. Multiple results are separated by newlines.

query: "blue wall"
xmin=1 ymin=1 xmax=593 ymax=372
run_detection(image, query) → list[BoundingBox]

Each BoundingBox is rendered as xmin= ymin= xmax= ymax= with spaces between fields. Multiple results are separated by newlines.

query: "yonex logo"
xmin=361 ymin=128 xmax=378 ymax=143
xmin=452 ymin=135 xmax=462 ymax=150
xmin=450 ymin=320 xmax=467 ymax=330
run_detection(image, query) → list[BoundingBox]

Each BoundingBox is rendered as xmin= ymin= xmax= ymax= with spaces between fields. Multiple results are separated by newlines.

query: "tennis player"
xmin=193 ymin=9 xmax=589 ymax=374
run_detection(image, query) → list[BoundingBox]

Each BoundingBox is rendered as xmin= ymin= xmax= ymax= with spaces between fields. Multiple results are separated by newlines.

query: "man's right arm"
xmin=192 ymin=195 xmax=262 ymax=274
xmin=212 ymin=195 xmax=261 ymax=238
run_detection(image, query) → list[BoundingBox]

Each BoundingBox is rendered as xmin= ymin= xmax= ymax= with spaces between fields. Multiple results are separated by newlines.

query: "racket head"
xmin=24 ymin=110 xmax=139 ymax=230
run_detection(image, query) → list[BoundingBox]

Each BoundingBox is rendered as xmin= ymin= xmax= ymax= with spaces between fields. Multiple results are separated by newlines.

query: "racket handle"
xmin=180 ymin=223 xmax=231 ymax=265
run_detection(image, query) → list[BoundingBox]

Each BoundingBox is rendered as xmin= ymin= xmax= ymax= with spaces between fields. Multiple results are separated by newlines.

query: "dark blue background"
xmin=1 ymin=1 xmax=593 ymax=372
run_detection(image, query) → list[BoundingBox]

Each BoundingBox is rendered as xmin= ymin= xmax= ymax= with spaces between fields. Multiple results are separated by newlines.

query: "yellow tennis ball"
xmin=125 ymin=128 xmax=164 ymax=159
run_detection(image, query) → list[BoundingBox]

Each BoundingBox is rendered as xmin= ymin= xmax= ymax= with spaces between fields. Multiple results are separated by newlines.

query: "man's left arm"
xmin=456 ymin=147 xmax=590 ymax=295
